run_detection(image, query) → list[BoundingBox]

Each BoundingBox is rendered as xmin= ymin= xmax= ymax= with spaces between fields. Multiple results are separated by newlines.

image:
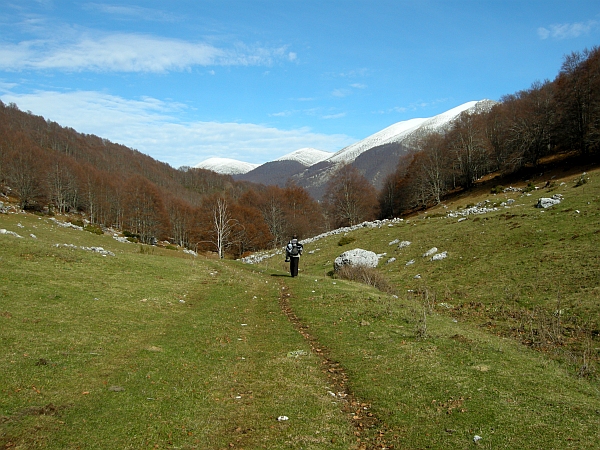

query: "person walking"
xmin=285 ymin=234 xmax=303 ymax=277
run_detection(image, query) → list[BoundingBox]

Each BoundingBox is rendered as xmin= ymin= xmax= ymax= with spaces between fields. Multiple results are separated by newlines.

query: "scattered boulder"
xmin=0 ymin=229 xmax=23 ymax=238
xmin=536 ymin=194 xmax=563 ymax=209
xmin=334 ymin=248 xmax=379 ymax=271
xmin=398 ymin=240 xmax=411 ymax=249
xmin=422 ymin=247 xmax=438 ymax=258
xmin=431 ymin=251 xmax=448 ymax=261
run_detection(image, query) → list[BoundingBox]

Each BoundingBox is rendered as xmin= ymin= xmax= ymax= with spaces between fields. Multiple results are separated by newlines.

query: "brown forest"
xmin=1 ymin=47 xmax=599 ymax=257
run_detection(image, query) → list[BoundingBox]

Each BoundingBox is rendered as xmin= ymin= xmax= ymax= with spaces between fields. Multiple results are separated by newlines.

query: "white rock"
xmin=536 ymin=194 xmax=562 ymax=208
xmin=431 ymin=251 xmax=448 ymax=261
xmin=334 ymin=248 xmax=379 ymax=271
xmin=422 ymin=247 xmax=438 ymax=258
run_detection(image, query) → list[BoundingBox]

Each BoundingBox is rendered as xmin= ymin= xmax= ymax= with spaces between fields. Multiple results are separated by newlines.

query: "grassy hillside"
xmin=1 ymin=163 xmax=599 ymax=449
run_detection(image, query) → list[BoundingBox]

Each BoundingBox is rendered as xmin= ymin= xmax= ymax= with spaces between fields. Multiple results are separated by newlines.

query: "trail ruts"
xmin=279 ymin=283 xmax=394 ymax=449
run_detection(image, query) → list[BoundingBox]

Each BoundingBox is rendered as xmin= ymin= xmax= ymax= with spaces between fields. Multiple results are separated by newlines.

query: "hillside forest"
xmin=1 ymin=47 xmax=600 ymax=258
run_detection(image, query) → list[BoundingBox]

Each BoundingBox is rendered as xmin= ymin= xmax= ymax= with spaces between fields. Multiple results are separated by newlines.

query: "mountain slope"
xmin=235 ymin=148 xmax=332 ymax=186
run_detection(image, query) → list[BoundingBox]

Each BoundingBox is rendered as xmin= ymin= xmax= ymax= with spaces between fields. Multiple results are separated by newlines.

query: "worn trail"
xmin=278 ymin=282 xmax=394 ymax=449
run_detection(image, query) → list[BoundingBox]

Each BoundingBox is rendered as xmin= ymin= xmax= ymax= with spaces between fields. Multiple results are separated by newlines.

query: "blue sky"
xmin=1 ymin=1 xmax=599 ymax=168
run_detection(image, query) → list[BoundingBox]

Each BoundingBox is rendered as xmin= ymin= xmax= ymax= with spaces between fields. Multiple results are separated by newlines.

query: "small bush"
xmin=165 ymin=245 xmax=177 ymax=251
xmin=491 ymin=185 xmax=505 ymax=194
xmin=523 ymin=182 xmax=537 ymax=193
xmin=334 ymin=265 xmax=395 ymax=294
xmin=71 ymin=218 xmax=85 ymax=228
xmin=84 ymin=225 xmax=104 ymax=235
xmin=338 ymin=236 xmax=356 ymax=246
xmin=123 ymin=230 xmax=141 ymax=240
xmin=574 ymin=176 xmax=587 ymax=187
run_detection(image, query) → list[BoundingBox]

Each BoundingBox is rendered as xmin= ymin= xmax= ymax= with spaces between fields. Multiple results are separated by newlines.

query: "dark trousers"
xmin=290 ymin=256 xmax=299 ymax=277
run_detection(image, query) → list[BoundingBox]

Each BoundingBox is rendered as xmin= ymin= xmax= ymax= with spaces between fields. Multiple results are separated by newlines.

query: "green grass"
xmin=1 ymin=166 xmax=599 ymax=449
xmin=0 ymin=216 xmax=352 ymax=449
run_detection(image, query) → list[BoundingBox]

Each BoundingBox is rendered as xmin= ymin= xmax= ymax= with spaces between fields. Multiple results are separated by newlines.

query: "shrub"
xmin=123 ymin=230 xmax=141 ymax=240
xmin=84 ymin=225 xmax=104 ymax=235
xmin=491 ymin=185 xmax=505 ymax=194
xmin=574 ymin=176 xmax=587 ymax=187
xmin=523 ymin=182 xmax=537 ymax=193
xmin=337 ymin=236 xmax=356 ymax=246
xmin=334 ymin=265 xmax=395 ymax=294
xmin=165 ymin=245 xmax=177 ymax=251
xmin=71 ymin=218 xmax=85 ymax=228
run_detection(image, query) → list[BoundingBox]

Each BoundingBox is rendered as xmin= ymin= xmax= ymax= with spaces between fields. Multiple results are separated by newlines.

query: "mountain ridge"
xmin=209 ymin=100 xmax=496 ymax=197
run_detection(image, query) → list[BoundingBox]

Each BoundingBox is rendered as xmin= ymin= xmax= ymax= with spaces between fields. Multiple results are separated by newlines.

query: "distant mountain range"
xmin=195 ymin=100 xmax=496 ymax=198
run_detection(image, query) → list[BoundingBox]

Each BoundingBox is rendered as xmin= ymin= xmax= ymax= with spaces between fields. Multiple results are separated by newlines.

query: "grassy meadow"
xmin=1 ymin=164 xmax=599 ymax=449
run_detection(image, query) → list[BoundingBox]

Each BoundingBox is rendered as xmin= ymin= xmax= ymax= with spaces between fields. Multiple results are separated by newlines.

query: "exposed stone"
xmin=431 ymin=251 xmax=448 ymax=261
xmin=422 ymin=247 xmax=438 ymax=258
xmin=334 ymin=248 xmax=379 ymax=271
xmin=398 ymin=240 xmax=411 ymax=249
xmin=536 ymin=194 xmax=563 ymax=208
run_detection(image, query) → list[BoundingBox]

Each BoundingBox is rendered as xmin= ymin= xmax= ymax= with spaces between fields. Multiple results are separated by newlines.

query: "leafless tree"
xmin=323 ymin=164 xmax=379 ymax=227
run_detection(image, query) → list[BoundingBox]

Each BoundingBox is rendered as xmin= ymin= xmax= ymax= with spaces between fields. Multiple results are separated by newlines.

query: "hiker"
xmin=285 ymin=234 xmax=303 ymax=277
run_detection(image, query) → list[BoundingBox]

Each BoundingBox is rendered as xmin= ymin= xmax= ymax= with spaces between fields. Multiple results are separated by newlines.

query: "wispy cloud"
xmin=0 ymin=32 xmax=295 ymax=73
xmin=1 ymin=90 xmax=353 ymax=167
xmin=322 ymin=112 xmax=346 ymax=119
xmin=374 ymin=98 xmax=450 ymax=115
xmin=82 ymin=3 xmax=180 ymax=22
xmin=325 ymin=68 xmax=370 ymax=79
xmin=538 ymin=20 xmax=598 ymax=40
xmin=331 ymin=88 xmax=351 ymax=98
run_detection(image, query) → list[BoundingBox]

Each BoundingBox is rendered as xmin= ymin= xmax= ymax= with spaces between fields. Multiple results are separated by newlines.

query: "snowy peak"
xmin=328 ymin=100 xmax=496 ymax=164
xmin=194 ymin=157 xmax=259 ymax=175
xmin=274 ymin=148 xmax=333 ymax=166
xmin=327 ymin=118 xmax=427 ymax=164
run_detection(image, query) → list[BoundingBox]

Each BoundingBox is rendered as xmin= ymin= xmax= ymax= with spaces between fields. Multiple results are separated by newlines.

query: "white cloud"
xmin=374 ymin=98 xmax=450 ymax=115
xmin=331 ymin=88 xmax=351 ymax=98
xmin=538 ymin=20 xmax=598 ymax=40
xmin=83 ymin=3 xmax=179 ymax=22
xmin=0 ymin=90 xmax=353 ymax=167
xmin=0 ymin=33 xmax=294 ymax=73
xmin=322 ymin=112 xmax=346 ymax=119
xmin=269 ymin=110 xmax=294 ymax=117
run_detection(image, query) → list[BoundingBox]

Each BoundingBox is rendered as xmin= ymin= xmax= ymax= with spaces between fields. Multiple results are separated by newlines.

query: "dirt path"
xmin=278 ymin=282 xmax=394 ymax=450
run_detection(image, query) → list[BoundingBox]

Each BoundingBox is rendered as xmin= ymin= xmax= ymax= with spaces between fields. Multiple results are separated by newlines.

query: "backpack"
xmin=289 ymin=239 xmax=300 ymax=256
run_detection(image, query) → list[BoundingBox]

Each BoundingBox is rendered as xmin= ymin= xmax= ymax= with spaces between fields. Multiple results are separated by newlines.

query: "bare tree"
xmin=323 ymin=164 xmax=379 ymax=228
xmin=210 ymin=197 xmax=243 ymax=259
xmin=446 ymin=112 xmax=491 ymax=189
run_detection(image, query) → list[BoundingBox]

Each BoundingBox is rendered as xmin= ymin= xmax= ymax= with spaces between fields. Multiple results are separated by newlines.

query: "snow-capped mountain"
xmin=274 ymin=148 xmax=333 ymax=166
xmin=327 ymin=100 xmax=495 ymax=165
xmin=211 ymin=100 xmax=496 ymax=197
xmin=233 ymin=148 xmax=332 ymax=187
xmin=194 ymin=157 xmax=259 ymax=175
xmin=286 ymin=99 xmax=497 ymax=198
